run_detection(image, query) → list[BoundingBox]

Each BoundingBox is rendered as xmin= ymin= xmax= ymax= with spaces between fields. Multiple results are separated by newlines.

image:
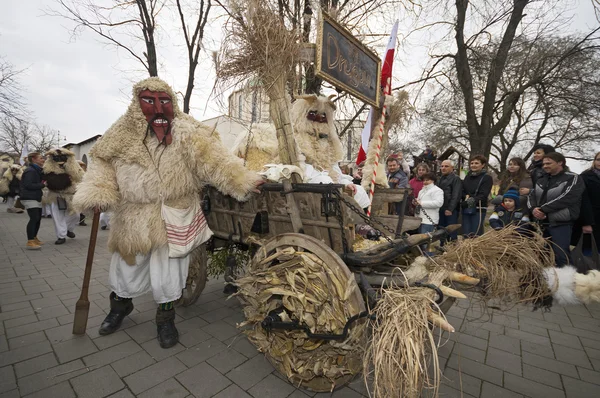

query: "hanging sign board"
xmin=316 ymin=12 xmax=381 ymax=107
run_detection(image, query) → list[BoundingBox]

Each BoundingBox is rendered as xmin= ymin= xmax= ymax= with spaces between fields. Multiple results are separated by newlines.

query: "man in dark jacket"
xmin=20 ymin=152 xmax=46 ymax=250
xmin=527 ymin=152 xmax=587 ymax=267
xmin=437 ymin=160 xmax=462 ymax=244
xmin=461 ymin=155 xmax=493 ymax=237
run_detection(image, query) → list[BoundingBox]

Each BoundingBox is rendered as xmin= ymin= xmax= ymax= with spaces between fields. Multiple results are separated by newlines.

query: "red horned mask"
xmin=138 ymin=89 xmax=175 ymax=145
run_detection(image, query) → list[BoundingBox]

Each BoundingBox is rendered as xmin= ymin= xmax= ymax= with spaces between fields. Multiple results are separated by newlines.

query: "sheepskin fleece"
xmin=73 ymin=77 xmax=260 ymax=259
xmin=574 ymin=270 xmax=600 ymax=304
xmin=0 ymin=165 xmax=23 ymax=195
xmin=232 ymin=123 xmax=281 ymax=171
xmin=291 ymin=96 xmax=344 ymax=181
xmin=404 ymin=256 xmax=430 ymax=282
xmin=544 ymin=266 xmax=580 ymax=306
xmin=43 ymin=148 xmax=84 ymax=213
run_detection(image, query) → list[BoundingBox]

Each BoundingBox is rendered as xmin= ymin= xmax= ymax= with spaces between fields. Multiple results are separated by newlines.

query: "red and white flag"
xmin=355 ymin=20 xmax=399 ymax=165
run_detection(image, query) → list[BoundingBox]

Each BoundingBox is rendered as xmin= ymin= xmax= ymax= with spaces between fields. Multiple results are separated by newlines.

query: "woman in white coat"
xmin=414 ymin=172 xmax=444 ymax=235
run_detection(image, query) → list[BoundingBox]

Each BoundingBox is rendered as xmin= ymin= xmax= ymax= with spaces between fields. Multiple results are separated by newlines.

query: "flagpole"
xmin=366 ymin=77 xmax=391 ymax=218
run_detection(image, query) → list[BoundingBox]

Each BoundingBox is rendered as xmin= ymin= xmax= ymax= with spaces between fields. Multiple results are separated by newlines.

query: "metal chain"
xmin=331 ymin=189 xmax=396 ymax=242
xmin=417 ymin=205 xmax=438 ymax=229
xmin=332 ymin=192 xmax=350 ymax=253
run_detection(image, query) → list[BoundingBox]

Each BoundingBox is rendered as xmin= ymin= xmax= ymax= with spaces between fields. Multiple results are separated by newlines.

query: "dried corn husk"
xmin=235 ymin=246 xmax=367 ymax=392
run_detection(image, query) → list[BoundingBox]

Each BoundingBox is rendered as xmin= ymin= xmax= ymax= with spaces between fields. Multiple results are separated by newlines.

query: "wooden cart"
xmin=187 ymin=181 xmax=459 ymax=392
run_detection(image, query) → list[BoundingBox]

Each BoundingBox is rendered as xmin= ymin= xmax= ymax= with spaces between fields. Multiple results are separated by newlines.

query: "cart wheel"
xmin=176 ymin=245 xmax=208 ymax=307
xmin=236 ymin=233 xmax=367 ymax=392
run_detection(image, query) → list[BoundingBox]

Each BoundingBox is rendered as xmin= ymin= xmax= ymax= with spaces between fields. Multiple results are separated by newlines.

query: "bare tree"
xmin=49 ymin=0 xmax=162 ymax=77
xmin=175 ymin=0 xmax=212 ymax=113
xmin=420 ymin=31 xmax=600 ymax=173
xmin=30 ymin=125 xmax=60 ymax=153
xmin=0 ymin=117 xmax=33 ymax=155
xmin=0 ymin=58 xmax=27 ymax=121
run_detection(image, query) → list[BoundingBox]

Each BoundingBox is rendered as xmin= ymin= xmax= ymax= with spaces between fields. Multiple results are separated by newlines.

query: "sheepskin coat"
xmin=73 ymin=77 xmax=260 ymax=260
xmin=0 ymin=165 xmax=23 ymax=196
xmin=232 ymin=123 xmax=281 ymax=171
xmin=43 ymin=148 xmax=84 ymax=213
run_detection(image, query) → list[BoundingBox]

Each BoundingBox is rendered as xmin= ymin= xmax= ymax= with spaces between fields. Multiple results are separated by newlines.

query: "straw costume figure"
xmin=43 ymin=148 xmax=84 ymax=244
xmin=0 ymin=164 xmax=24 ymax=213
xmin=73 ymin=77 xmax=263 ymax=348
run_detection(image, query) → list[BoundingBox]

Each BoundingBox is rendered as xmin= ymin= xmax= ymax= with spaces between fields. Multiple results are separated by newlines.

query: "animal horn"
xmin=439 ymin=285 xmax=467 ymax=299
xmin=294 ymin=94 xmax=318 ymax=103
xmin=447 ymin=272 xmax=480 ymax=286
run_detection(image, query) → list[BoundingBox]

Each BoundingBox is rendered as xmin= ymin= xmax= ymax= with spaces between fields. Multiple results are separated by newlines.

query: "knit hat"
xmin=503 ymin=188 xmax=520 ymax=208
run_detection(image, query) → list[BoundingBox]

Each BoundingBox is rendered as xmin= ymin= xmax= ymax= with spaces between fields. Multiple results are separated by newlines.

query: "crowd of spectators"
xmin=347 ymin=144 xmax=599 ymax=269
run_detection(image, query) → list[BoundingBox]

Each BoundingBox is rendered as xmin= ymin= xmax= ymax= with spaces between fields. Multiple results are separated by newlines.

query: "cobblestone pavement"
xmin=1 ymin=204 xmax=600 ymax=398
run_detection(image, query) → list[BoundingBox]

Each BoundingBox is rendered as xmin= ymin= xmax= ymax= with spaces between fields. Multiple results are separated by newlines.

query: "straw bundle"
xmin=217 ymin=0 xmax=303 ymax=166
xmin=235 ymin=246 xmax=367 ymax=391
xmin=437 ymin=225 xmax=554 ymax=305
xmin=365 ymin=270 xmax=448 ymax=398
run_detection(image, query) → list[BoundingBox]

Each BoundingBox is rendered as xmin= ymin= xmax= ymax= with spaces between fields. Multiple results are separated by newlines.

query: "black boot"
xmin=99 ymin=292 xmax=134 ymax=336
xmin=156 ymin=307 xmax=179 ymax=348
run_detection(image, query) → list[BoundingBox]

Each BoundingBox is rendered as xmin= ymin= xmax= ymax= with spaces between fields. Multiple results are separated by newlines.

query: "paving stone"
xmin=452 ymin=343 xmax=486 ymax=363
xmin=520 ymin=316 xmax=562 ymax=332
xmin=92 ymin=330 xmax=132 ymax=350
xmin=552 ymin=343 xmax=592 ymax=368
xmin=522 ymin=364 xmax=563 ymax=389
xmin=548 ymin=329 xmax=582 ymax=349
xmin=520 ymin=340 xmax=554 ymax=359
xmin=0 ymin=340 xmax=52 ymax=367
xmin=560 ymin=325 xmax=600 ymax=341
xmin=0 ymin=301 xmax=31 ymax=313
xmin=140 ymin=338 xmax=185 ymax=362
xmin=481 ymin=382 xmax=523 ymax=398
xmin=207 ymin=349 xmax=248 ymax=374
xmin=224 ymin=335 xmax=259 ymax=359
xmin=138 ymin=379 xmax=189 ymax=398
xmin=71 ymin=365 xmax=125 ymax=398
xmin=489 ymin=333 xmax=521 ymax=355
xmin=436 ymin=384 xmax=477 ymax=398
xmin=83 ymin=340 xmax=142 ymax=367
xmin=107 ymin=389 xmax=135 ymax=398
xmin=18 ymin=359 xmax=88 ymax=396
xmin=200 ymin=306 xmax=237 ymax=323
xmin=562 ymin=375 xmax=600 ymax=398
xmin=202 ymin=320 xmax=240 ymax=341
xmin=124 ymin=321 xmax=156 ymax=344
xmin=577 ymin=366 xmax=600 ymax=384
xmin=521 ymin=351 xmax=578 ymax=377
xmin=313 ymin=387 xmax=364 ymax=397
xmin=35 ymin=304 xmax=70 ymax=321
xmin=7 ymin=331 xmax=47 ymax=350
xmin=3 ymin=314 xmax=38 ymax=329
xmin=446 ymin=355 xmax=503 ymax=386
xmin=176 ymin=337 xmax=226 ymax=367
xmin=5 ymin=318 xmax=58 ymax=339
xmin=23 ymin=381 xmax=76 ymax=398
xmin=124 ymin=356 xmax=186 ymax=394
xmin=581 ymin=337 xmax=600 ymax=350
xmin=486 ymin=347 xmax=522 ymax=375
xmin=178 ymin=328 xmax=212 ymax=348
xmin=111 ymin=350 xmax=156 ymax=378
xmin=176 ymin=361 xmax=231 ymax=397
xmin=492 ymin=313 xmax=519 ymax=329
xmin=0 ymin=307 xmax=34 ymax=322
xmin=450 ymin=333 xmax=487 ymax=351
xmin=0 ymin=366 xmax=16 ymax=393
xmin=505 ymin=328 xmax=551 ymax=346
xmin=247 ymin=374 xmax=296 ymax=398
xmin=53 ymin=334 xmax=98 ymax=363
xmin=24 ymin=283 xmax=53 ymax=295
xmin=519 ymin=322 xmax=550 ymax=337
xmin=14 ymin=352 xmax=59 ymax=378
xmin=0 ymin=337 xmax=6 ymax=353
xmin=212 ymin=384 xmax=252 ymax=398
xmin=437 ymin=340 xmax=455 ymax=359
xmin=45 ymin=323 xmax=79 ymax=344
xmin=504 ymin=373 xmax=565 ymax=398
xmin=440 ymin=367 xmax=481 ymax=397
xmin=226 ymin=354 xmax=275 ymax=390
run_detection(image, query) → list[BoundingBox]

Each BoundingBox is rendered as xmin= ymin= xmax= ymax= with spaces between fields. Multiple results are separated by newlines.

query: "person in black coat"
xmin=461 ymin=155 xmax=493 ymax=237
xmin=437 ymin=159 xmax=462 ymax=244
xmin=20 ymin=153 xmax=47 ymax=250
xmin=571 ymin=151 xmax=600 ymax=254
xmin=527 ymin=143 xmax=555 ymax=187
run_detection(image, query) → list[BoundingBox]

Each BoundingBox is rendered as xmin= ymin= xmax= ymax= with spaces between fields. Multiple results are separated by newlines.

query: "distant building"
xmin=63 ymin=135 xmax=102 ymax=164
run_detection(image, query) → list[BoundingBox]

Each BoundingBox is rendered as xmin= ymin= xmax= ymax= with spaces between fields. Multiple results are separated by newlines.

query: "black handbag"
xmin=572 ymin=234 xmax=599 ymax=273
xmin=463 ymin=175 xmax=484 ymax=215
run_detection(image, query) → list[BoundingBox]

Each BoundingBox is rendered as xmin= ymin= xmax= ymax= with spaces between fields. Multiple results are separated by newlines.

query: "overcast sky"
xmin=1 ymin=1 xmax=598 ymax=171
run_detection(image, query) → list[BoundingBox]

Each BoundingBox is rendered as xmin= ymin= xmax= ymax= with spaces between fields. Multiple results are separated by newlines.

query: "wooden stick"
xmin=72 ymin=209 xmax=100 ymax=335
xmin=366 ymin=77 xmax=391 ymax=217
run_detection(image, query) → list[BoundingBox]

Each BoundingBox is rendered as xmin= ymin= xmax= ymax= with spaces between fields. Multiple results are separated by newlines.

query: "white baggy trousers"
xmin=51 ymin=202 xmax=79 ymax=239
xmin=109 ymin=245 xmax=189 ymax=304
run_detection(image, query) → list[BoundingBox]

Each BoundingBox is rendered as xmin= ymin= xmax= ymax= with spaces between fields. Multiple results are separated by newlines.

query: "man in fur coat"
xmin=73 ymin=77 xmax=262 ymax=349
xmin=0 ymin=164 xmax=25 ymax=213
xmin=43 ymin=148 xmax=84 ymax=245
